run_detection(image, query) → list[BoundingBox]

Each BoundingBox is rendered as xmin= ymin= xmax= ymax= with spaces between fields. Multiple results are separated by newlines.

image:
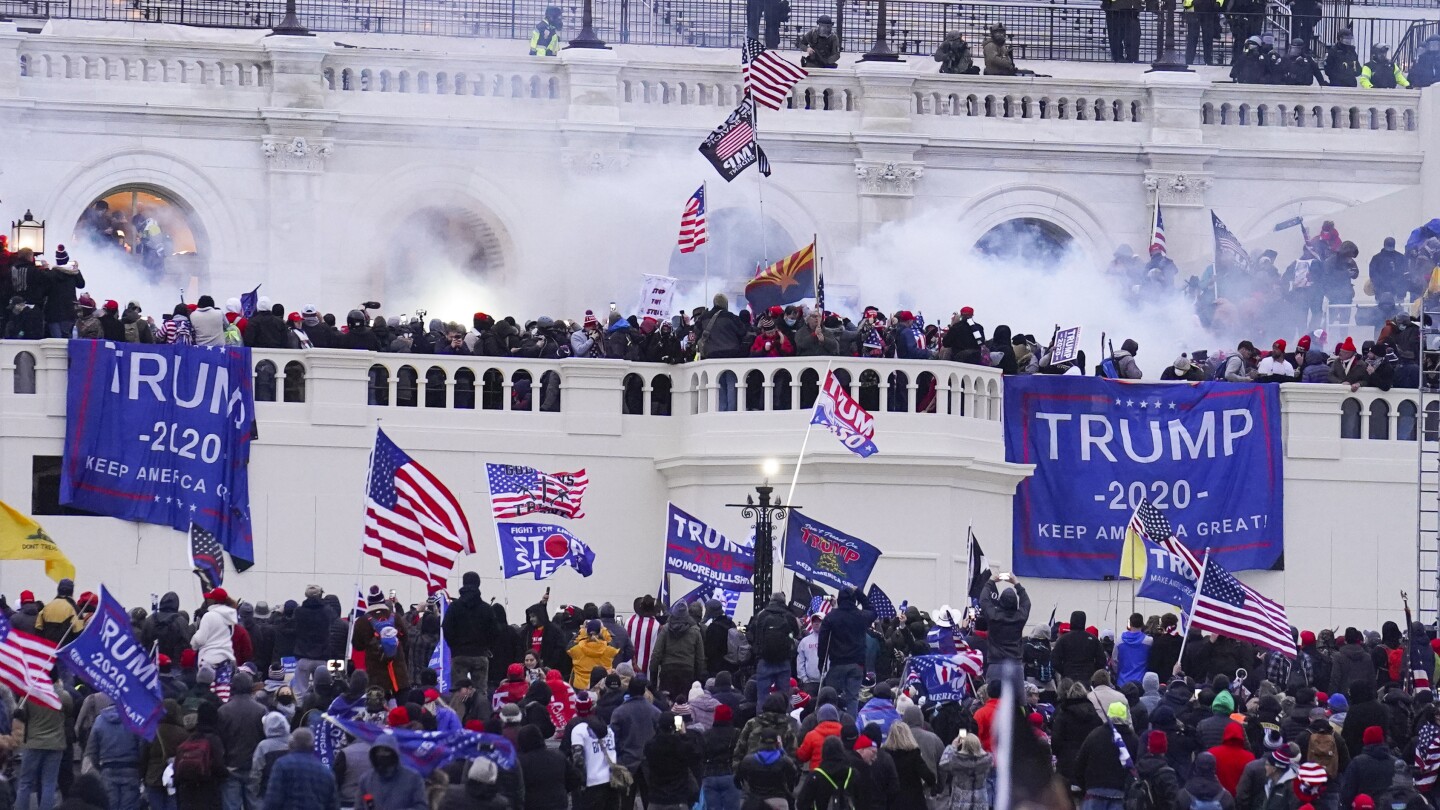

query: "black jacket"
xmin=444 ymin=588 xmax=498 ymax=658
xmin=735 ymin=750 xmax=799 ymax=807
xmin=698 ymin=307 xmax=749 ymax=359
xmin=1148 ymin=633 xmax=1183 ymax=682
xmin=1340 ymin=743 xmax=1396 ymax=807
xmin=517 ymin=727 xmax=578 ymax=810
xmin=1052 ymin=613 xmax=1106 ymax=684
xmin=1325 ymin=43 xmax=1361 ymax=86
xmin=818 ymin=594 xmax=874 ymax=669
xmin=1137 ymin=754 xmax=1181 ymax=810
xmin=292 ymin=596 xmax=334 ymax=661
xmin=700 ymin=723 xmax=739 ymax=778
xmin=1074 ymin=722 xmax=1138 ymax=792
xmin=245 ymin=311 xmax=288 ymax=349
xmin=142 ymin=593 xmax=190 ymax=662
xmin=643 ymin=731 xmax=700 ymax=805
xmin=1052 ymin=696 xmax=1103 ymax=781
xmin=979 ymin=582 xmax=1029 ymax=664
xmin=704 ymin=615 xmax=736 ymax=674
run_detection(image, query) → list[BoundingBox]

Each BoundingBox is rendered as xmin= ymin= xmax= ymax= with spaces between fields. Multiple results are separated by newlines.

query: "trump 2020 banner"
xmin=782 ymin=511 xmax=882 ymax=592
xmin=665 ymin=504 xmax=754 ymax=591
xmin=60 ymin=341 xmax=256 ymax=566
xmin=1004 ymin=376 xmax=1283 ymax=579
xmin=57 ymin=586 xmax=164 ymax=739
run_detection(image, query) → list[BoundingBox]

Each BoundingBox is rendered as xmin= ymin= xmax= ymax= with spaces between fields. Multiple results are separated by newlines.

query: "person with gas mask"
xmin=797 ymin=15 xmax=840 ymax=68
xmin=530 ymin=5 xmax=562 ymax=56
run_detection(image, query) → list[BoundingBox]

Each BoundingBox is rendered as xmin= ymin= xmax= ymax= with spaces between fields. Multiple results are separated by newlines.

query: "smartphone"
xmin=543 ymin=586 xmax=551 ymax=601
xmin=673 ymin=715 xmax=684 ymax=731
xmin=388 ymin=589 xmax=397 ymax=600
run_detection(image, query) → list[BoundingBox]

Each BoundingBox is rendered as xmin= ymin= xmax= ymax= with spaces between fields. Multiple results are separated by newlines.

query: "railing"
xmin=1199 ymin=83 xmax=1418 ymax=130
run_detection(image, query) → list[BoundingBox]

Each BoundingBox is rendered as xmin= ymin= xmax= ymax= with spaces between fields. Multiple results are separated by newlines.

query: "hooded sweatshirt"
xmin=191 ymin=604 xmax=238 ymax=667
xmin=1116 ymin=629 xmax=1153 ymax=687
xmin=1176 ymin=752 xmax=1236 ymax=810
xmin=250 ymin=712 xmax=292 ymax=795
xmin=650 ymin=601 xmax=706 ymax=682
xmin=1207 ymin=721 xmax=1254 ymax=796
xmin=1139 ymin=672 xmax=1163 ymax=715
xmin=358 ymin=737 xmax=428 ymax=810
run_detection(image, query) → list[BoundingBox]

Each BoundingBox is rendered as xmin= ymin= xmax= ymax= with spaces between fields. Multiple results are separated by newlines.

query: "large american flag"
xmin=1415 ymin=721 xmax=1440 ymax=792
xmin=1190 ymin=556 xmax=1295 ymax=658
xmin=485 ymin=463 xmax=589 ymax=520
xmin=0 ymin=613 xmax=61 ymax=710
xmin=716 ymin=118 xmax=756 ymax=162
xmin=678 ymin=185 xmax=708 ymax=254
xmin=1150 ymin=204 xmax=1167 ymax=254
xmin=867 ymin=583 xmax=897 ymax=622
xmin=1127 ymin=498 xmax=1201 ymax=573
xmin=363 ymin=428 xmax=476 ymax=595
xmin=808 ymin=595 xmax=834 ymax=618
xmin=1212 ymin=210 xmax=1251 ymax=271
xmin=742 ymin=38 xmax=808 ymax=110
xmin=626 ymin=613 xmax=661 ymax=674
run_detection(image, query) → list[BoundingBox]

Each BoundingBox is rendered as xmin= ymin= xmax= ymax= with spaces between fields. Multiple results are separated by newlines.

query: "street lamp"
xmin=859 ymin=0 xmax=901 ymax=62
xmin=1148 ymin=0 xmax=1190 ymax=72
xmin=11 ymin=210 xmax=44 ymax=254
xmin=270 ymin=0 xmax=312 ymax=36
xmin=566 ymin=0 xmax=609 ymax=49
xmin=727 ymin=460 xmax=800 ymax=616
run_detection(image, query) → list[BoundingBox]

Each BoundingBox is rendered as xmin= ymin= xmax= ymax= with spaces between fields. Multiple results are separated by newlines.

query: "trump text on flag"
xmin=665 ymin=504 xmax=754 ymax=591
xmin=782 ymin=511 xmax=881 ymax=592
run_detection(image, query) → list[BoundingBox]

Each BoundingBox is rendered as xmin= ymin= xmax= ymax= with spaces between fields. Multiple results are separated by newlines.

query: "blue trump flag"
xmin=323 ymin=714 xmax=517 ymax=775
xmin=665 ymin=504 xmax=755 ymax=591
xmin=60 ymin=341 xmax=257 ymax=566
xmin=679 ymin=583 xmax=741 ymax=617
xmin=497 ymin=523 xmax=595 ymax=579
xmin=57 ymin=586 xmax=163 ymax=739
xmin=901 ymin=652 xmax=984 ymax=704
xmin=782 ymin=511 xmax=882 ymax=592
xmin=428 ymin=592 xmax=451 ymax=692
xmin=1003 ymin=376 xmax=1283 ymax=579
xmin=239 ymin=285 xmax=261 ymax=319
xmin=1135 ymin=537 xmax=1198 ymax=610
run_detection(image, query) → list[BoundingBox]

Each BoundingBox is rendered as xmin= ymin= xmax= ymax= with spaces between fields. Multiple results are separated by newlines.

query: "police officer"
xmin=934 ymin=32 xmax=979 ymax=74
xmin=1360 ymin=43 xmax=1410 ymax=88
xmin=746 ymin=0 xmax=786 ymax=49
xmin=983 ymin=24 xmax=1033 ymax=76
xmin=1278 ymin=40 xmax=1324 ymax=85
xmin=529 ymin=6 xmax=562 ymax=56
xmin=1410 ymin=35 xmax=1440 ymax=87
xmin=797 ymin=15 xmax=840 ymax=68
xmin=1183 ymin=0 xmax=1223 ymax=65
xmin=1324 ymin=29 xmax=1360 ymax=86
xmin=1103 ymin=0 xmax=1143 ymax=62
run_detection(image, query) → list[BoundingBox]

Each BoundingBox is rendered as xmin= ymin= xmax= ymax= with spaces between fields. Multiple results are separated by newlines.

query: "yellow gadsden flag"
xmin=0 ymin=500 xmax=76 ymax=582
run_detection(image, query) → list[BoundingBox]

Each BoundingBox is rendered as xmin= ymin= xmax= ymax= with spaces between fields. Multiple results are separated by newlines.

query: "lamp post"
xmin=567 ymin=0 xmax=609 ymax=49
xmin=859 ymin=0 xmax=901 ymax=62
xmin=727 ymin=460 xmax=800 ymax=616
xmin=1148 ymin=0 xmax=1190 ymax=71
xmin=11 ymin=210 xmax=45 ymax=255
xmin=270 ymin=0 xmax=312 ymax=36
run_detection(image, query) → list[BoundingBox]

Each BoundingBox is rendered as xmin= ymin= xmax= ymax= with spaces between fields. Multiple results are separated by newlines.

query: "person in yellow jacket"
xmin=567 ymin=619 xmax=617 ymax=689
xmin=1360 ymin=43 xmax=1410 ymax=88
xmin=529 ymin=6 xmax=562 ymax=56
xmin=35 ymin=578 xmax=85 ymax=645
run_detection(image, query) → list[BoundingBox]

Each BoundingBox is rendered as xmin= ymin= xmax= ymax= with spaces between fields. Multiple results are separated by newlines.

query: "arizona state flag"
xmin=744 ymin=241 xmax=816 ymax=311
xmin=0 ymin=500 xmax=75 ymax=582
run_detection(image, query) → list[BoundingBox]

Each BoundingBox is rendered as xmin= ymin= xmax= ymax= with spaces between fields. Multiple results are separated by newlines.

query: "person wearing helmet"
xmin=933 ymin=32 xmax=979 ymax=74
xmin=1278 ymin=39 xmax=1324 ymax=86
xmin=1325 ymin=28 xmax=1361 ymax=86
xmin=1230 ymin=34 xmax=1264 ymax=83
xmin=529 ymin=6 xmax=562 ymax=56
xmin=1360 ymin=42 xmax=1410 ymax=88
xmin=797 ymin=15 xmax=839 ymax=68
xmin=338 ymin=309 xmax=381 ymax=351
xmin=1410 ymin=35 xmax=1440 ymax=87
xmin=983 ymin=24 xmax=1031 ymax=76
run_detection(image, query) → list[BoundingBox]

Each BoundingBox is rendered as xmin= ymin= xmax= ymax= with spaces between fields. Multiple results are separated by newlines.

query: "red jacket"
xmin=231 ymin=624 xmax=253 ymax=668
xmin=796 ymin=721 xmax=842 ymax=768
xmin=491 ymin=678 xmax=529 ymax=710
xmin=749 ymin=333 xmax=794 ymax=357
xmin=1208 ymin=721 xmax=1255 ymax=796
xmin=973 ymin=698 xmax=1001 ymax=752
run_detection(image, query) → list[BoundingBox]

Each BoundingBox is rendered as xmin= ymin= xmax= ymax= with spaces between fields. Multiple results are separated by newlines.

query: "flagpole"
xmin=1174 ymin=548 xmax=1210 ymax=677
xmin=345 ymin=421 xmax=382 ymax=671
xmin=812 ymin=235 xmax=820 ymax=305
xmin=702 ymin=181 xmax=711 ymax=304
xmin=783 ymin=358 xmax=833 ymax=510
xmin=752 ymin=96 xmax=769 ymax=266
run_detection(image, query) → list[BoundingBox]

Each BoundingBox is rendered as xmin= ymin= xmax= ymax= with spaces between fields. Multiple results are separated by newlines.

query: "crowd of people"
xmin=3 ymin=571 xmax=1440 ymax=810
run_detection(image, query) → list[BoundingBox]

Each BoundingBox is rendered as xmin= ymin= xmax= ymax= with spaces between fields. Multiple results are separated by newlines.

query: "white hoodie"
xmin=191 ymin=604 xmax=237 ymax=667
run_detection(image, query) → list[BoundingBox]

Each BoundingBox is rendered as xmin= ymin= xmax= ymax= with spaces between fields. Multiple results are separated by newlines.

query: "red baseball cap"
xmin=204 ymin=587 xmax=229 ymax=603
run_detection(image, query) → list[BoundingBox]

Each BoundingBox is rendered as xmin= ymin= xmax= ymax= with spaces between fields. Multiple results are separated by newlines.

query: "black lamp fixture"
xmin=859 ymin=0 xmax=901 ymax=62
xmin=727 ymin=459 xmax=799 ymax=616
xmin=567 ymin=0 xmax=610 ymax=49
xmin=1148 ymin=0 xmax=1190 ymax=72
xmin=271 ymin=0 xmax=313 ymax=36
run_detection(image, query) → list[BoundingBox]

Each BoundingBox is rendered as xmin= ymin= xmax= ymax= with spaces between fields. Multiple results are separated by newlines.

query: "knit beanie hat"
xmin=583 ymin=310 xmax=598 ymax=330
xmin=53 ymin=245 xmax=69 ymax=266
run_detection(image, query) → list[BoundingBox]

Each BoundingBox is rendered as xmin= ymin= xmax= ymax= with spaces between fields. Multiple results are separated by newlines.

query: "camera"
xmin=361 ymin=300 xmax=382 ymax=311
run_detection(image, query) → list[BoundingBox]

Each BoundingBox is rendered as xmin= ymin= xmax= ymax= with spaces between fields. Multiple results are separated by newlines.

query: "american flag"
xmin=867 ymin=583 xmax=897 ymax=622
xmin=716 ymin=118 xmax=755 ymax=162
xmin=757 ymin=146 xmax=772 ymax=178
xmin=485 ymin=463 xmax=588 ymax=521
xmin=741 ymin=38 xmax=808 ymax=110
xmin=1150 ymin=204 xmax=1167 ymax=254
xmin=808 ymin=595 xmax=834 ymax=617
xmin=0 ymin=613 xmax=60 ymax=710
xmin=1190 ymin=555 xmax=1295 ymax=658
xmin=626 ymin=612 xmax=661 ymax=674
xmin=1212 ymin=210 xmax=1251 ymax=271
xmin=363 ymin=428 xmax=476 ymax=595
xmin=678 ymin=185 xmax=708 ymax=254
xmin=211 ymin=662 xmax=232 ymax=703
xmin=1415 ymin=721 xmax=1440 ymax=791
xmin=1124 ymin=498 xmax=1201 ymax=575
xmin=190 ymin=523 xmax=224 ymax=592
xmin=353 ymin=585 xmax=368 ymax=619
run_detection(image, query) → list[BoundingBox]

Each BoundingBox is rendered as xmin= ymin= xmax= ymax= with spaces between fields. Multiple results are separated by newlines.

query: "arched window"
xmin=772 ymin=369 xmax=793 ymax=411
xmin=833 ymin=368 xmax=852 ymax=395
xmin=1340 ymin=397 xmax=1362 ymax=439
xmin=454 ymin=368 xmax=476 ymax=410
xmin=622 ymin=373 xmax=644 ymax=415
xmin=368 ymin=364 xmax=390 ymax=406
xmin=651 ymin=374 xmax=672 ymax=416
xmin=75 ymin=186 xmax=208 ymax=286
xmin=425 ymin=366 xmax=447 ymax=408
xmin=858 ymin=370 xmax=881 ymax=412
xmin=254 ymin=360 xmax=278 ymax=402
xmin=1398 ymin=400 xmax=1418 ymax=441
xmin=283 ymin=361 xmax=305 ymax=403
xmin=539 ymin=370 xmax=562 ymax=412
xmin=396 ymin=366 xmax=419 ymax=408
xmin=717 ymin=370 xmax=739 ymax=412
xmin=511 ymin=370 xmax=533 ymax=411
xmin=1368 ymin=399 xmax=1390 ymax=440
xmin=917 ymin=371 xmax=937 ymax=414
xmin=13 ymin=351 xmax=35 ymax=394
xmin=482 ymin=369 xmax=504 ymax=410
xmin=744 ymin=370 xmax=766 ymax=412
xmin=799 ymin=368 xmax=820 ymax=409
xmin=1426 ymin=402 xmax=1440 ymax=442
xmin=887 ymin=371 xmax=909 ymax=413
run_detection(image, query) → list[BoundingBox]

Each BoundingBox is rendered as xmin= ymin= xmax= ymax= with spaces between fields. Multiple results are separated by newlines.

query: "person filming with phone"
xmin=979 ymin=570 xmax=1030 ymax=670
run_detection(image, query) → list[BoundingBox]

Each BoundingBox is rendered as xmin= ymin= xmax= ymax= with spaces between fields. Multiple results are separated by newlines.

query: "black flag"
xmin=698 ymin=96 xmax=760 ymax=182
xmin=967 ymin=530 xmax=990 ymax=600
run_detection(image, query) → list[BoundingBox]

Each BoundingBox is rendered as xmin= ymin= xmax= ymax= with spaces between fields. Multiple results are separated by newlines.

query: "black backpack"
xmin=753 ymin=610 xmax=794 ymax=663
xmin=257 ymin=749 xmax=286 ymax=794
xmin=815 ymin=767 xmax=853 ymax=810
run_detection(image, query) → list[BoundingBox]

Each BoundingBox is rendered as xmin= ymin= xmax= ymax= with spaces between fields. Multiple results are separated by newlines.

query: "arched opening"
xmin=1398 ymin=400 xmax=1417 ymax=441
xmin=283 ymin=361 xmax=305 ymax=403
xmin=833 ymin=368 xmax=852 ymax=395
xmin=622 ymin=373 xmax=644 ymax=415
xmin=482 ymin=369 xmax=504 ymax=410
xmin=887 ymin=370 xmax=909 ymax=413
xmin=368 ymin=364 xmax=390 ymax=406
xmin=454 ymin=368 xmax=476 ymax=410
xmin=1340 ymin=397 xmax=1362 ymax=439
xmin=974 ymin=218 xmax=1074 ymax=268
xmin=858 ymin=370 xmax=881 ymax=412
xmin=772 ymin=369 xmax=793 ymax=411
xmin=917 ymin=371 xmax=937 ymax=413
xmin=74 ymin=185 xmax=209 ymax=287
xmin=539 ymin=370 xmax=561 ymax=412
xmin=381 ymin=205 xmax=508 ymax=315
xmin=650 ymin=374 xmax=672 ymax=416
xmin=666 ymin=207 xmax=799 ymax=297
xmin=396 ymin=366 xmax=419 ymax=408
xmin=425 ymin=366 xmax=447 ymax=408
xmin=13 ymin=351 xmax=36 ymax=394
xmin=799 ymin=368 xmax=820 ymax=409
xmin=717 ymin=370 xmax=739 ymax=412
xmin=1426 ymin=401 xmax=1440 ymax=442
xmin=744 ymin=370 xmax=766 ymax=412
xmin=510 ymin=370 xmax=533 ymax=411
xmin=1368 ymin=399 xmax=1390 ymax=440
xmin=253 ymin=360 xmax=277 ymax=402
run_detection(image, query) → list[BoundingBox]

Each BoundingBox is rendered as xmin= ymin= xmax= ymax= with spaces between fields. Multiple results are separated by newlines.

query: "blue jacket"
xmin=262 ymin=751 xmax=341 ymax=810
xmin=86 ymin=706 xmax=142 ymax=770
xmin=292 ymin=596 xmax=334 ymax=661
xmin=357 ymin=739 xmax=427 ymax=810
xmin=1115 ymin=630 xmax=1152 ymax=687
xmin=818 ymin=593 xmax=874 ymax=668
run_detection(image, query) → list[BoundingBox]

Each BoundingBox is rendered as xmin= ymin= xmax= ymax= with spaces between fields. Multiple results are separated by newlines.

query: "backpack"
xmin=371 ymin=615 xmax=399 ymax=658
xmin=1189 ymin=798 xmax=1224 ymax=810
xmin=754 ymin=610 xmax=794 ymax=663
xmin=1387 ymin=646 xmax=1405 ymax=684
xmin=174 ymin=736 xmax=214 ymax=782
xmin=224 ymin=321 xmax=243 ymax=345
xmin=726 ymin=626 xmax=753 ymax=665
xmin=122 ymin=320 xmax=141 ymax=344
xmin=257 ymin=748 xmax=286 ymax=794
xmin=1306 ymin=729 xmax=1339 ymax=778
xmin=1124 ymin=775 xmax=1157 ymax=810
xmin=815 ymin=767 xmax=853 ymax=810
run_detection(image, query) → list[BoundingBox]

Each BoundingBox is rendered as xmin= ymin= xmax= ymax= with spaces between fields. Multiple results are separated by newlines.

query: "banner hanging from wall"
xmin=60 ymin=341 xmax=257 ymax=566
xmin=1003 ymin=376 xmax=1283 ymax=579
xmin=782 ymin=511 xmax=882 ymax=592
xmin=664 ymin=504 xmax=755 ymax=591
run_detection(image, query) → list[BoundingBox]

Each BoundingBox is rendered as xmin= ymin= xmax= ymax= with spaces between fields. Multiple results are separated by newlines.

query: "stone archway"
xmin=973 ymin=217 xmax=1075 ymax=267
xmin=72 ymin=184 xmax=211 ymax=290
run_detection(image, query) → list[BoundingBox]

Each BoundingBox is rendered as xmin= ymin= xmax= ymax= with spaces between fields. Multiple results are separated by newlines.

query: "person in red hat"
xmin=96 ymin=299 xmax=124 ymax=342
xmin=1340 ymin=726 xmax=1397 ymax=807
xmin=1259 ymin=338 xmax=1297 ymax=383
xmin=1330 ymin=336 xmax=1368 ymax=391
xmin=74 ymin=293 xmax=103 ymax=339
xmin=1136 ymin=730 xmax=1181 ymax=809
xmin=191 ymin=587 xmax=238 ymax=671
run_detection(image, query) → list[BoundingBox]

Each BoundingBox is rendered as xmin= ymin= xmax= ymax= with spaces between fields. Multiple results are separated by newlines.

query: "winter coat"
xmin=250 ymin=712 xmax=292 ymax=796
xmin=84 ymin=706 xmax=142 ymax=769
xmin=1209 ymin=721 xmax=1255 ymax=796
xmin=143 ymin=702 xmax=189 ymax=788
xmin=937 ymin=746 xmax=991 ymax=810
xmin=1340 ymin=743 xmax=1396 ymax=808
xmin=1341 ymin=685 xmax=1390 ymax=756
xmin=567 ymin=637 xmax=617 ymax=689
xmin=700 ymin=722 xmax=739 ymax=778
xmin=293 ymin=596 xmax=334 ymax=661
xmin=261 ymin=751 xmax=340 ymax=810
xmin=191 ymin=604 xmax=237 ymax=667
xmin=1115 ymin=630 xmax=1153 ymax=687
xmin=244 ymin=311 xmax=288 ymax=349
xmin=190 ymin=306 xmax=226 ymax=346
xmin=650 ymin=609 xmax=706 ymax=683
xmin=735 ymin=749 xmax=800 ymax=808
xmin=523 ymin=604 xmax=569 ymax=676
xmin=1052 ymin=696 xmax=1103 ymax=782
xmin=796 ymin=720 xmax=843 ymax=769
xmin=1176 ymin=769 xmax=1237 ymax=810
xmin=889 ymin=747 xmax=935 ymax=810
xmin=1074 ymin=722 xmax=1139 ymax=792
xmin=1137 ymin=754 xmax=1181 ymax=810
xmin=517 ymin=725 xmax=579 ymax=810
xmin=444 ymin=587 xmax=498 ymax=659
xmin=978 ymin=583 xmax=1029 ymax=664
xmin=736 ymin=711 xmax=801 ymax=765
xmin=610 ymin=696 xmax=661 ymax=770
xmin=142 ymin=593 xmax=190 ymax=661
xmin=353 ymin=609 xmax=410 ymax=694
xmin=818 ymin=598 xmax=874 ymax=668
xmin=358 ymin=740 xmax=428 ymax=810
xmin=1052 ymin=617 xmax=1106 ymax=684
xmin=795 ymin=762 xmax=860 ymax=810
xmin=644 ymin=730 xmax=700 ymax=805
xmin=698 ymin=307 xmax=749 ymax=359
xmin=1149 ymin=632 xmax=1183 ymax=680
xmin=217 ymin=690 xmax=268 ymax=770
xmin=174 ymin=727 xmax=228 ymax=810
